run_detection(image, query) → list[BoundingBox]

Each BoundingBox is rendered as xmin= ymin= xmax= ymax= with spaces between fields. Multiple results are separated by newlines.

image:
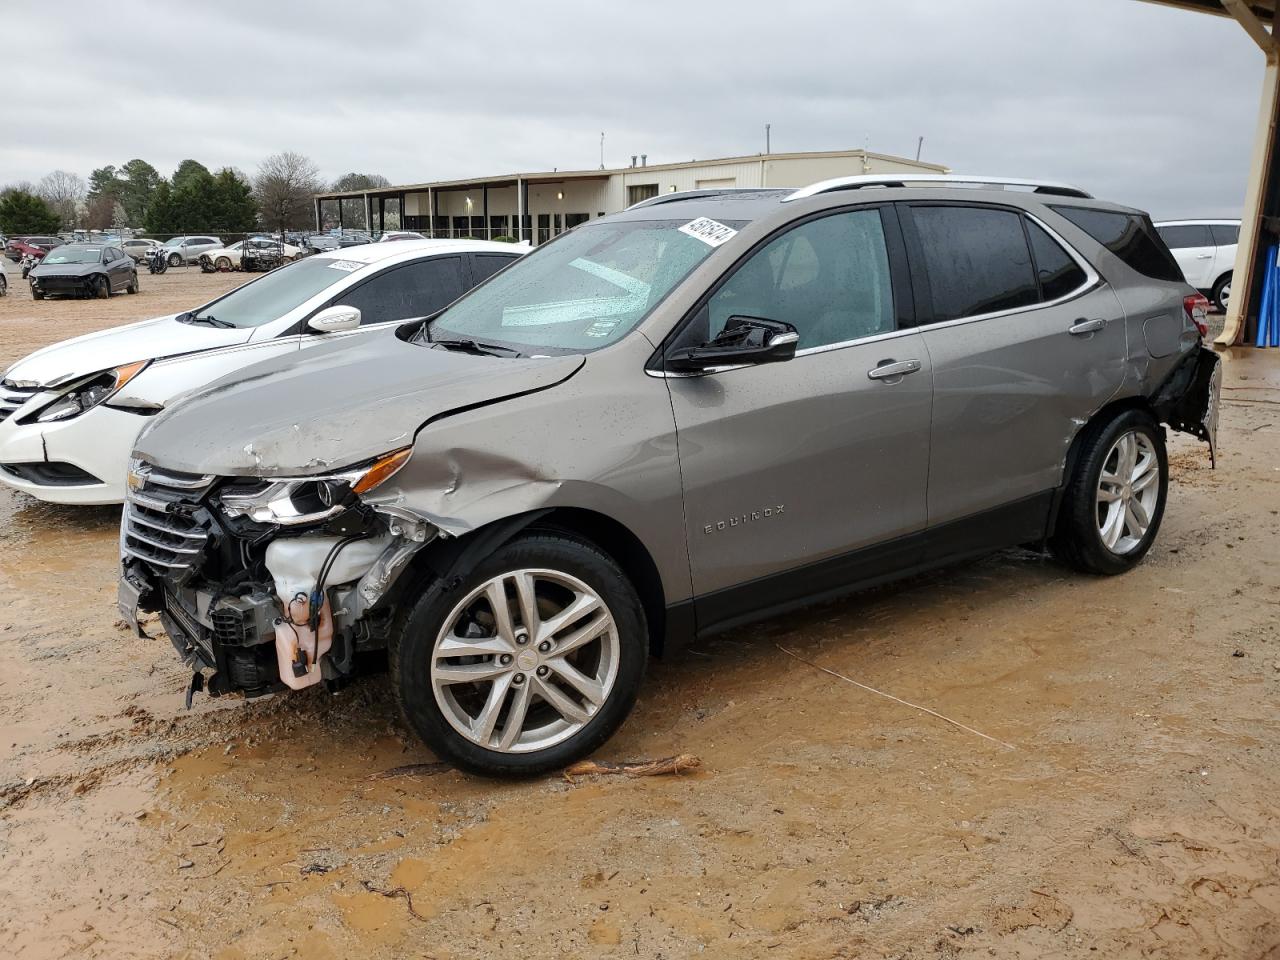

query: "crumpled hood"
xmin=2 ymin=315 xmax=252 ymax=388
xmin=133 ymin=328 xmax=585 ymax=476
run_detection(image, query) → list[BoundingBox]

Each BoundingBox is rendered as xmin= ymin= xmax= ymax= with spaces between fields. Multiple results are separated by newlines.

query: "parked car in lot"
xmin=28 ymin=244 xmax=138 ymax=300
xmin=0 ymin=240 xmax=523 ymax=504
xmin=160 ymin=236 xmax=223 ymax=267
xmin=116 ymin=175 xmax=1220 ymax=776
xmin=305 ymin=230 xmax=373 ymax=253
xmin=5 ymin=236 xmax=63 ymax=262
xmin=120 ymin=238 xmax=161 ymax=263
xmin=198 ymin=238 xmax=303 ymax=271
xmin=1154 ymin=219 xmax=1239 ymax=312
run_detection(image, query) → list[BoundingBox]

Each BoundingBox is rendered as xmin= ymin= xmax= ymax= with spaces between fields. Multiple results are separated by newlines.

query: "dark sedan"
xmin=29 ymin=244 xmax=138 ymax=300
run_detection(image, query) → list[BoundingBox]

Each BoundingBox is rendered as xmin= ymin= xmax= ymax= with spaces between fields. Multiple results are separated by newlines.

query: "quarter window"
xmin=1025 ymin=221 xmax=1088 ymax=302
xmin=910 ymin=206 xmax=1038 ymax=320
xmin=334 ymin=256 xmax=465 ymax=325
xmin=703 ymin=209 xmax=896 ymax=350
xmin=1051 ymin=206 xmax=1182 ymax=283
xmin=471 ymin=253 xmax=518 ymax=284
xmin=1210 ymin=223 xmax=1240 ymax=246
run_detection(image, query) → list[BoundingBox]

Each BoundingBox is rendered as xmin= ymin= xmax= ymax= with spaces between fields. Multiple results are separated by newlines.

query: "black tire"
xmin=390 ymin=532 xmax=648 ymax=777
xmin=167 ymin=252 xmax=181 ymax=267
xmin=127 ymin=274 xmax=138 ymax=294
xmin=1212 ymin=273 xmax=1232 ymax=314
xmin=31 ymin=286 xmax=44 ymax=300
xmin=1049 ymin=409 xmax=1168 ymax=575
xmin=94 ymin=274 xmax=110 ymax=299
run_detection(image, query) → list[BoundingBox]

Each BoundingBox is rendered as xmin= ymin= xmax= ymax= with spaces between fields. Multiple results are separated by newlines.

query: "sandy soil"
xmin=0 ymin=257 xmax=1278 ymax=959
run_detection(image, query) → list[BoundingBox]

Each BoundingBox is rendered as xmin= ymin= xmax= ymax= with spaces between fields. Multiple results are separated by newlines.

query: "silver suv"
xmin=119 ymin=176 xmax=1220 ymax=776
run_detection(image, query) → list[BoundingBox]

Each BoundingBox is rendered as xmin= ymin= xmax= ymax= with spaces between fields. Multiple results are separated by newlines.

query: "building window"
xmin=564 ymin=213 xmax=589 ymax=230
xmin=627 ymin=183 xmax=659 ymax=206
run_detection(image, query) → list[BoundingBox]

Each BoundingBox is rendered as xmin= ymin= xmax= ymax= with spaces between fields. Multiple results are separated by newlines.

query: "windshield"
xmin=186 ymin=257 xmax=366 ymax=328
xmin=161 ymin=237 xmax=184 ymax=247
xmin=42 ymin=247 xmax=102 ymax=264
xmin=428 ymin=219 xmax=735 ymax=353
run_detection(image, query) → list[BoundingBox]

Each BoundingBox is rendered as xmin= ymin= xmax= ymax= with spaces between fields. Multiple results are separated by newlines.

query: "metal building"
xmin=312 ymin=149 xmax=948 ymax=245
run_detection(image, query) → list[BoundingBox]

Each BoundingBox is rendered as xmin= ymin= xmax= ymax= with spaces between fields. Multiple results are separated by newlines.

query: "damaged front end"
xmin=117 ymin=450 xmax=434 ymax=703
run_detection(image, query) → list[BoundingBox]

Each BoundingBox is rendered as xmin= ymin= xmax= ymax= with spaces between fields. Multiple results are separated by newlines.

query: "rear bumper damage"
xmin=1154 ymin=345 xmax=1221 ymax=465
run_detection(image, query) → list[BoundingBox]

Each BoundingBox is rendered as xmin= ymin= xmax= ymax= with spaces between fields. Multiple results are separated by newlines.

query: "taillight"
xmin=1184 ymin=293 xmax=1210 ymax=338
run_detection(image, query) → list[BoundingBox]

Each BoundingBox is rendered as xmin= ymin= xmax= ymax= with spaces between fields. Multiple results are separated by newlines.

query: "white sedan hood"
xmin=2 ymin=314 xmax=253 ymax=388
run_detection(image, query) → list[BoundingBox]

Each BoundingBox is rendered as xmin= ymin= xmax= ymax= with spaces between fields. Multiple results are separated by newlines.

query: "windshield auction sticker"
xmin=328 ymin=260 xmax=362 ymax=272
xmin=679 ymin=218 xmax=737 ymax=247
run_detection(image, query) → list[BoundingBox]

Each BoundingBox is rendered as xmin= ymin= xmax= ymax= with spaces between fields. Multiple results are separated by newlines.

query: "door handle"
xmin=1068 ymin=318 xmax=1106 ymax=336
xmin=867 ymin=359 xmax=922 ymax=381
xmin=1195 ymin=253 xmax=1213 ymax=259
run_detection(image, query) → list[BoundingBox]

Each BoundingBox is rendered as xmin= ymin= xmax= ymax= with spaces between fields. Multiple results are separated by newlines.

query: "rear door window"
xmin=1156 ymin=224 xmax=1213 ymax=250
xmin=1051 ymin=206 xmax=1183 ymax=282
xmin=908 ymin=205 xmax=1038 ymax=320
xmin=1025 ymin=221 xmax=1088 ymax=302
xmin=333 ymin=256 xmax=465 ymax=325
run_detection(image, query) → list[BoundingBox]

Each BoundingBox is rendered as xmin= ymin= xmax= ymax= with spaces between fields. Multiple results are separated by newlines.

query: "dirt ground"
xmin=1 ymin=256 xmax=1278 ymax=960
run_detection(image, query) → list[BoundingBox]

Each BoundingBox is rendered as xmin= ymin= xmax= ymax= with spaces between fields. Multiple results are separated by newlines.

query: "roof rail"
xmin=627 ymin=187 xmax=784 ymax=210
xmin=783 ymin=174 xmax=1092 ymax=202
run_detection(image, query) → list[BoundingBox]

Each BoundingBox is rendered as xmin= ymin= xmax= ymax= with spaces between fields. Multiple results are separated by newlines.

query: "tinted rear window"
xmin=1052 ymin=206 xmax=1182 ymax=283
xmin=1210 ymin=223 xmax=1240 ymax=246
xmin=910 ymin=206 xmax=1038 ymax=319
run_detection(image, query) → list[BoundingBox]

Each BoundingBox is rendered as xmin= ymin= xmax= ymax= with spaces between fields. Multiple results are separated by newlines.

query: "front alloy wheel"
xmin=431 ymin=569 xmax=620 ymax=753
xmin=392 ymin=533 xmax=647 ymax=776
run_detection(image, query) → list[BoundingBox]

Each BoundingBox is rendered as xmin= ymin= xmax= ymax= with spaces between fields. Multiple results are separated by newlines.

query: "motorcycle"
xmin=19 ymin=253 xmax=37 ymax=279
xmin=146 ymin=247 xmax=168 ymax=275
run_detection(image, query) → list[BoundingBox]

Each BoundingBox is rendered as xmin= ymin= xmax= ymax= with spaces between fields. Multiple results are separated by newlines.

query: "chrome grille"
xmin=122 ymin=465 xmax=216 ymax=573
xmin=0 ymin=382 xmax=39 ymax=423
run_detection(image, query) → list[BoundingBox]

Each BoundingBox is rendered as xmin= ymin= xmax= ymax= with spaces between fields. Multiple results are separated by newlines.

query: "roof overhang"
xmin=1141 ymin=0 xmax=1273 ymax=22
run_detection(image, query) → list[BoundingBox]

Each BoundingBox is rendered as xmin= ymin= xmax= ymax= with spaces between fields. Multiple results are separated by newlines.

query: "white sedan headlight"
xmin=34 ymin=361 xmax=149 ymax=423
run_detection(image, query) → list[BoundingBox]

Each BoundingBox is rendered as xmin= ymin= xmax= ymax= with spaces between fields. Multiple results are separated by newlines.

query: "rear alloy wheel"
xmin=392 ymin=533 xmax=647 ymax=776
xmin=1212 ymin=273 xmax=1232 ymax=314
xmin=1050 ymin=410 xmax=1167 ymax=575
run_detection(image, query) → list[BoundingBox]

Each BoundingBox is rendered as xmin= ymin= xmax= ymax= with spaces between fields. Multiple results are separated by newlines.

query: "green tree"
xmin=207 ymin=169 xmax=257 ymax=231
xmin=119 ymin=159 xmax=164 ymax=225
xmin=0 ymin=191 xmax=61 ymax=235
xmin=172 ymin=159 xmax=211 ymax=193
xmin=143 ymin=181 xmax=178 ymax=233
xmin=87 ymin=165 xmax=122 ymax=203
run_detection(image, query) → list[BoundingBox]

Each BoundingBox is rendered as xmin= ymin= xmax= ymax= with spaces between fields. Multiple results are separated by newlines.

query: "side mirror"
xmin=665 ymin=316 xmax=800 ymax=374
xmin=307 ymin=305 xmax=362 ymax=334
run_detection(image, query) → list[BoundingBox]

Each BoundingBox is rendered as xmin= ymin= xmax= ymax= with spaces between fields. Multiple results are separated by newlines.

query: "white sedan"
xmin=199 ymin=238 xmax=305 ymax=271
xmin=0 ymin=239 xmax=524 ymax=504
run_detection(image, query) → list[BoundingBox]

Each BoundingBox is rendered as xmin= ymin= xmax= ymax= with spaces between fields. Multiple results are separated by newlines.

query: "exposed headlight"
xmin=218 ymin=449 xmax=411 ymax=526
xmin=31 ymin=361 xmax=149 ymax=423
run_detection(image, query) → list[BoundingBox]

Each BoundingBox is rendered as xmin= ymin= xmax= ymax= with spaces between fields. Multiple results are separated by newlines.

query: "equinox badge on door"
xmin=703 ymin=505 xmax=785 ymax=535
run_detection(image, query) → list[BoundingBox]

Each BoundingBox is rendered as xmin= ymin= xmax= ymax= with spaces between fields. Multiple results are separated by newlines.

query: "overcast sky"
xmin=0 ymin=1 xmax=1263 ymax=219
